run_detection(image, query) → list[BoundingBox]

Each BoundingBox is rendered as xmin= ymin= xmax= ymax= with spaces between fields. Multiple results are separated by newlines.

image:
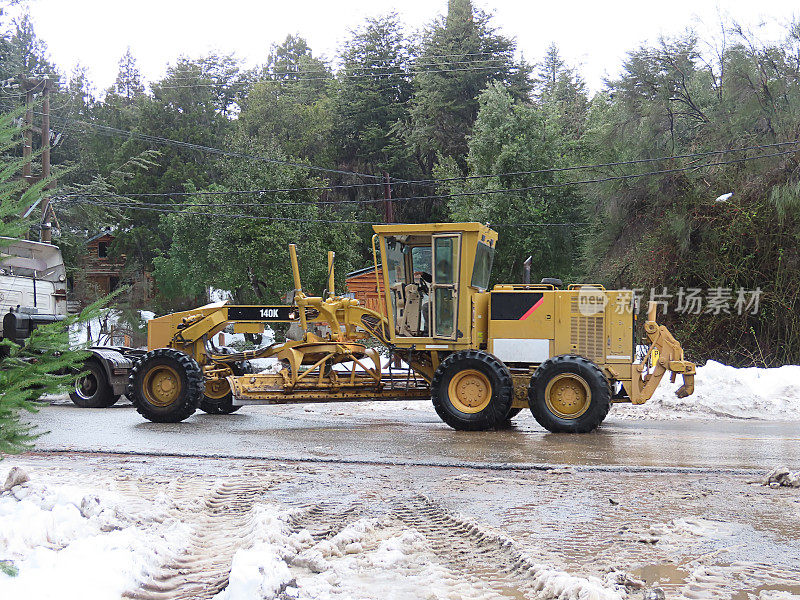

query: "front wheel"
xmin=70 ymin=361 xmax=120 ymax=408
xmin=528 ymin=355 xmax=611 ymax=433
xmin=431 ymin=350 xmax=513 ymax=431
xmin=127 ymin=348 xmax=204 ymax=423
xmin=199 ymin=362 xmax=244 ymax=415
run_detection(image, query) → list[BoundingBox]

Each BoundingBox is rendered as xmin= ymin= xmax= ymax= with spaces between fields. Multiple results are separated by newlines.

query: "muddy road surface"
xmin=5 ymin=452 xmax=800 ymax=600
xmin=28 ymin=398 xmax=800 ymax=470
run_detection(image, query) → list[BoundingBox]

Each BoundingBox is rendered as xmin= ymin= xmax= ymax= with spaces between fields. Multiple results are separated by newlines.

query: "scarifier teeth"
xmin=675 ymin=374 xmax=695 ymax=398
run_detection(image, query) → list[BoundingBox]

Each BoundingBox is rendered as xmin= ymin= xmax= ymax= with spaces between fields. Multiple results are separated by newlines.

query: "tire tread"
xmin=127 ymin=348 xmax=203 ymax=423
xmin=528 ymin=354 xmax=611 ymax=433
xmin=431 ymin=350 xmax=513 ymax=431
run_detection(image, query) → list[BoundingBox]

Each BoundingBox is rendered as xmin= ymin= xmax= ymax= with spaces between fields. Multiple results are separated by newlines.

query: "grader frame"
xmin=130 ymin=222 xmax=695 ymax=432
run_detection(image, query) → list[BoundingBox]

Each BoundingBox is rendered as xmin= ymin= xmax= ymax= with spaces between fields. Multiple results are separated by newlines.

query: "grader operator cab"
xmin=128 ymin=222 xmax=695 ymax=433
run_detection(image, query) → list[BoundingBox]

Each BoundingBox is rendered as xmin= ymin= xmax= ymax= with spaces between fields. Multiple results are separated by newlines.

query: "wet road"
xmin=28 ymin=399 xmax=800 ymax=471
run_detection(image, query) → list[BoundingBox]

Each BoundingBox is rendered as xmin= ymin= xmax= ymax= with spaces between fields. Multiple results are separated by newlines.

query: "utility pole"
xmin=18 ymin=75 xmax=54 ymax=242
xmin=382 ymin=171 xmax=393 ymax=223
xmin=22 ymin=85 xmax=33 ymax=179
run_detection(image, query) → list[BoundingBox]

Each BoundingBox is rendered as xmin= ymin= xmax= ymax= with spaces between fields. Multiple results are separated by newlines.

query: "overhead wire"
xmin=51 ymin=198 xmax=588 ymax=228
xmin=43 ymin=113 xmax=385 ymax=180
xmin=53 ymin=142 xmax=800 ymax=208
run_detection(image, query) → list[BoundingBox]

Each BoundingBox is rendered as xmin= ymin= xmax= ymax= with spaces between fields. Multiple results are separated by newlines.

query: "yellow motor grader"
xmin=127 ymin=222 xmax=695 ymax=433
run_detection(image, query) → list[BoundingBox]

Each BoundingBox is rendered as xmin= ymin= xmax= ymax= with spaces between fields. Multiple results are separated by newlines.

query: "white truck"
xmin=1 ymin=237 xmax=138 ymax=407
xmin=0 ymin=237 xmax=67 ymax=319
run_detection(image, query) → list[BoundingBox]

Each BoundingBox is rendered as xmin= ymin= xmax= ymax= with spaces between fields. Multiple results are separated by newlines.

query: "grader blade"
xmin=226 ymin=339 xmax=429 ymax=405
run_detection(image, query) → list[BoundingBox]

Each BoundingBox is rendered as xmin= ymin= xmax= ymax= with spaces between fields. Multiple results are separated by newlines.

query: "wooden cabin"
xmin=84 ymin=231 xmax=127 ymax=295
xmin=70 ymin=230 xmax=154 ymax=309
xmin=345 ymin=265 xmax=385 ymax=313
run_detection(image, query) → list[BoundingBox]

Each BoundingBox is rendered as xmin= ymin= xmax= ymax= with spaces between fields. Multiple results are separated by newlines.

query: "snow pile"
xmin=763 ymin=467 xmax=800 ymax=488
xmin=619 ymin=360 xmax=800 ymax=420
xmin=249 ymin=357 xmax=281 ymax=374
xmin=69 ymin=309 xmax=154 ymax=348
xmin=0 ymin=466 xmax=189 ymax=600
xmin=214 ymin=504 xmax=626 ymax=600
xmin=643 ymin=517 xmax=734 ymax=542
xmin=213 ymin=505 xmax=311 ymax=600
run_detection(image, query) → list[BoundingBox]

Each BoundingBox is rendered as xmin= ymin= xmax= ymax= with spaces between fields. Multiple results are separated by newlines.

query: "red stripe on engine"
xmin=519 ymin=296 xmax=545 ymax=320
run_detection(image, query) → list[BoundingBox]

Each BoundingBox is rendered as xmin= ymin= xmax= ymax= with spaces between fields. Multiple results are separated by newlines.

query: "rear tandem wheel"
xmin=200 ymin=362 xmax=246 ymax=415
xmin=528 ymin=354 xmax=611 ymax=433
xmin=431 ymin=350 xmax=513 ymax=431
xmin=69 ymin=360 xmax=121 ymax=408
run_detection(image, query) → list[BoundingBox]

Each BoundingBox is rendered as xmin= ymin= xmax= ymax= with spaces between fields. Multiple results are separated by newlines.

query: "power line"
xmin=53 ymin=145 xmax=796 ymax=224
xmin=388 ymin=148 xmax=800 ymax=198
xmin=52 ymin=197 xmax=586 ymax=228
xmin=43 ymin=111 xmax=800 ymax=198
xmin=54 ymin=144 xmax=799 ymax=209
xmin=59 ymin=181 xmax=388 ymax=198
xmin=9 ymin=104 xmax=797 ymax=199
xmin=393 ymin=139 xmax=800 ymax=186
xmin=45 ymin=114 xmax=384 ymax=180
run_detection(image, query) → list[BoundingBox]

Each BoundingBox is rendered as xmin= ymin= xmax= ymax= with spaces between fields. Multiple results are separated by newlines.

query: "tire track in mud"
xmin=285 ymin=501 xmax=366 ymax=542
xmin=123 ymin=478 xmax=273 ymax=600
xmin=391 ymin=495 xmax=573 ymax=598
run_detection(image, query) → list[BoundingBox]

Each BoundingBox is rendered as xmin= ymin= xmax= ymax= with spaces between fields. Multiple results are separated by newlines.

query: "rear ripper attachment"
xmin=130 ymin=223 xmax=695 ymax=432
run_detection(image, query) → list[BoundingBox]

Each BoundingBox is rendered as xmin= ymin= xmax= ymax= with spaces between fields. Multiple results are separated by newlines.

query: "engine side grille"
xmin=570 ymin=295 xmax=604 ymax=362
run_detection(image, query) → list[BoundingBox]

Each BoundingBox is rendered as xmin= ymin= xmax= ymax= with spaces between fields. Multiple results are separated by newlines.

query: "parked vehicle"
xmin=1 ymin=237 xmax=141 ymax=407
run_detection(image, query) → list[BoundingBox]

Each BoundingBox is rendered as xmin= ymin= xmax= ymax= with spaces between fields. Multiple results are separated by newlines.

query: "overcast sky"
xmin=14 ymin=0 xmax=800 ymax=93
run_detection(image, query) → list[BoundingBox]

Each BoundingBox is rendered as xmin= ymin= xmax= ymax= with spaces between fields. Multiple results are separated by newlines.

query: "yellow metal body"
xmin=369 ymin=224 xmax=694 ymax=408
xmin=145 ymin=223 xmax=694 ymax=410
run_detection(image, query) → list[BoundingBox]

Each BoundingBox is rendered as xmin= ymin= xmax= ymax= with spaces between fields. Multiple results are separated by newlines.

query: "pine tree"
xmin=333 ymin=13 xmax=414 ymax=176
xmin=238 ymin=35 xmax=334 ymax=161
xmin=3 ymin=10 xmax=56 ymax=76
xmin=535 ymin=44 xmax=589 ymax=140
xmin=407 ymin=0 xmax=531 ymax=173
xmin=0 ymin=108 xmax=105 ymax=455
xmin=114 ymin=48 xmax=145 ymax=101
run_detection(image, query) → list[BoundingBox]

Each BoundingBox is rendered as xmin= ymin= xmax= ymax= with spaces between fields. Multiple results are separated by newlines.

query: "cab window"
xmin=470 ymin=242 xmax=494 ymax=291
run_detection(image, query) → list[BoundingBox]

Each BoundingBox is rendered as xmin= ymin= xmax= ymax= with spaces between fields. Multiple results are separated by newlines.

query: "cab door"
xmin=431 ymin=234 xmax=460 ymax=339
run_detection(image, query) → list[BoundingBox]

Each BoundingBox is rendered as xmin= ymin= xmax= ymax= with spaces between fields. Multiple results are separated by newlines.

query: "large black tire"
xmin=199 ymin=362 xmax=244 ymax=415
xmin=127 ymin=348 xmax=204 ymax=423
xmin=69 ymin=361 xmax=121 ymax=408
xmin=431 ymin=350 xmax=513 ymax=431
xmin=528 ymin=354 xmax=611 ymax=433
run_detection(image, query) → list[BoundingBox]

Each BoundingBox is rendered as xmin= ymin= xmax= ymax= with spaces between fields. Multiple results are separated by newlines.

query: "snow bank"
xmin=69 ymin=309 xmax=153 ymax=348
xmin=0 ymin=466 xmax=189 ymax=600
xmin=618 ymin=360 xmax=800 ymax=421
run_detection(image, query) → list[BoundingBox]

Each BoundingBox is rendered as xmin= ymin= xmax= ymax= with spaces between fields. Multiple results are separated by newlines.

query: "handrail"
xmin=567 ymin=283 xmax=606 ymax=290
xmin=371 ymin=234 xmax=387 ymax=320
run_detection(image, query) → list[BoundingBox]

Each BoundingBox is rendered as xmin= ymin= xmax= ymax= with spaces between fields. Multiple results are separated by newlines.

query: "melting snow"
xmin=615 ymin=360 xmax=800 ymax=421
xmin=213 ymin=505 xmax=625 ymax=600
xmin=0 ymin=466 xmax=189 ymax=600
